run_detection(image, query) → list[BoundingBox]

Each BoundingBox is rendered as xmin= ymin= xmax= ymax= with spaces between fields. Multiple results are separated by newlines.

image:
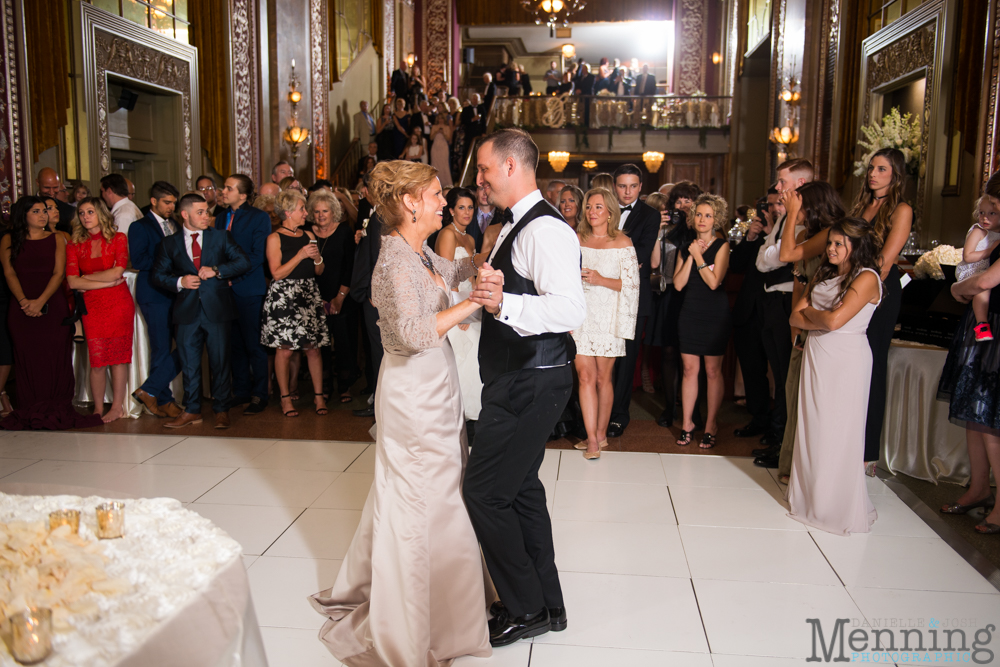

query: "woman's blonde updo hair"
xmin=274 ymin=189 xmax=307 ymax=222
xmin=367 ymin=161 xmax=439 ymax=233
xmin=577 ymin=187 xmax=621 ymax=241
xmin=307 ymin=188 xmax=343 ymax=224
xmin=693 ymin=193 xmax=728 ymax=231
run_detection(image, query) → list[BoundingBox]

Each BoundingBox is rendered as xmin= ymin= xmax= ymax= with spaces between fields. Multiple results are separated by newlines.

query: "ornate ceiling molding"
xmin=675 ymin=0 xmax=707 ymax=95
xmin=310 ymin=0 xmax=329 ymax=180
xmin=384 ymin=0 xmax=396 ymax=91
xmin=228 ymin=0 xmax=261 ymax=181
xmin=80 ymin=4 xmax=200 ymax=192
xmin=423 ymin=0 xmax=451 ymax=95
xmin=0 ymin=0 xmax=24 ymax=214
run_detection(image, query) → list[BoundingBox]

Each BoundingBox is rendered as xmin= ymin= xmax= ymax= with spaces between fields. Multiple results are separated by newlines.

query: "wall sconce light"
xmin=548 ymin=151 xmax=570 ymax=172
xmin=283 ymin=60 xmax=311 ymax=166
xmin=770 ymin=125 xmax=799 ymax=163
xmin=582 ymin=159 xmax=597 ymax=170
xmin=406 ymin=52 xmax=416 ymax=68
xmin=561 ymin=43 xmax=576 ymax=59
xmin=642 ymin=151 xmax=665 ymax=173
xmin=711 ymin=52 xmax=722 ymax=65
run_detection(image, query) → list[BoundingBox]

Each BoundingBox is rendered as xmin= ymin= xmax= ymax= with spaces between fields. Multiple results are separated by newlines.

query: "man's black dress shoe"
xmin=243 ymin=396 xmax=267 ymax=415
xmin=548 ymin=606 xmax=567 ymax=632
xmin=489 ymin=607 xmax=550 ymax=647
xmin=754 ymin=453 xmax=779 ymax=468
xmin=734 ymin=422 xmax=767 ymax=438
xmin=352 ymin=405 xmax=375 ymax=417
xmin=230 ymin=395 xmax=251 ymax=407
xmin=758 ymin=432 xmax=783 ymax=447
xmin=655 ymin=410 xmax=673 ymax=428
xmin=752 ymin=444 xmax=779 ymax=458
xmin=606 ymin=421 xmax=626 ymax=438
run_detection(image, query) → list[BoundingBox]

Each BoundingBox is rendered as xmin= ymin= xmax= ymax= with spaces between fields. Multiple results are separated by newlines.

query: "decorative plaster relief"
xmin=311 ymin=0 xmax=329 ymax=179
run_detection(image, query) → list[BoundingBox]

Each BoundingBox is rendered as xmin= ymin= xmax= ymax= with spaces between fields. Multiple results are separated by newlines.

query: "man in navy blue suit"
xmin=217 ymin=174 xmax=271 ymax=415
xmin=152 ymin=193 xmax=250 ymax=429
xmin=129 ymin=180 xmax=183 ymax=418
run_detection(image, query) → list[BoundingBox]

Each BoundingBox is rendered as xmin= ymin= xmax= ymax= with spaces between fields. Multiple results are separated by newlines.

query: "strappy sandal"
xmin=974 ymin=521 xmax=1000 ymax=534
xmin=700 ymin=432 xmax=717 ymax=449
xmin=339 ymin=391 xmax=352 ymax=404
xmin=941 ymin=496 xmax=995 ymax=515
xmin=314 ymin=396 xmax=329 ymax=416
xmin=280 ymin=394 xmax=298 ymax=418
xmin=676 ymin=430 xmax=693 ymax=447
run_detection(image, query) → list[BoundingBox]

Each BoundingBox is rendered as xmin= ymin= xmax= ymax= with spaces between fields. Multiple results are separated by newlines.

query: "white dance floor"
xmin=1 ymin=432 xmax=997 ymax=666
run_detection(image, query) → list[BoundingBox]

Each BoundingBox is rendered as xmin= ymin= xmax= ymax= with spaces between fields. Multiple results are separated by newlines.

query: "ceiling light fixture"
xmin=548 ymin=151 xmax=570 ymax=172
xmin=522 ymin=0 xmax=585 ymax=32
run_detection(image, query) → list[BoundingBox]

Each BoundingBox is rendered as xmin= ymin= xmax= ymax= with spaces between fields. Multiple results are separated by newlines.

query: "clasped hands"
xmin=470 ymin=263 xmax=504 ymax=314
xmin=688 ymin=238 xmax=710 ymax=260
xmin=181 ymin=267 xmax=219 ymax=289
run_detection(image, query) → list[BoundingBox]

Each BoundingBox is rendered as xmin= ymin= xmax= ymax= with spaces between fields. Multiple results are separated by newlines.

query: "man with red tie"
xmin=152 ymin=193 xmax=250 ymax=429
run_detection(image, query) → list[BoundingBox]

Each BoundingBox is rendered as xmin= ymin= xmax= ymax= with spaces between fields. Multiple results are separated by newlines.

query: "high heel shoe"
xmin=941 ymin=495 xmax=995 ymax=515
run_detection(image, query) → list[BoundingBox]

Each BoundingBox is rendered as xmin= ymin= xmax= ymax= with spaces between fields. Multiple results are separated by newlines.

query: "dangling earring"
xmin=412 ymin=209 xmax=417 ymax=223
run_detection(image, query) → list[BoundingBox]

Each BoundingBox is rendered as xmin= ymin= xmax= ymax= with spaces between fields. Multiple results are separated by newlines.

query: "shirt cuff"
xmin=496 ymin=292 xmax=523 ymax=327
xmin=176 ymin=277 xmax=184 ymax=291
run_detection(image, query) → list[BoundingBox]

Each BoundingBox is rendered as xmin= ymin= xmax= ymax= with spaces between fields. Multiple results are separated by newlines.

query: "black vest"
xmin=479 ymin=199 xmax=576 ymax=385
xmin=761 ymin=215 xmax=794 ymax=288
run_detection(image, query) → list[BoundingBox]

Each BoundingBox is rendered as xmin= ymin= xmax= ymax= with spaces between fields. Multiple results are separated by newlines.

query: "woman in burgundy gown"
xmin=0 ymin=196 xmax=102 ymax=430
xmin=66 ymin=197 xmax=135 ymax=423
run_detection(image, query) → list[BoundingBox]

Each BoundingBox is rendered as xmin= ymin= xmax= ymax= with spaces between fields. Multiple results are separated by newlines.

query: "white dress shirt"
xmin=176 ymin=226 xmax=204 ymax=291
xmin=754 ymin=214 xmax=795 ymax=293
xmin=111 ymin=198 xmax=143 ymax=236
xmin=151 ymin=210 xmax=176 ymax=236
xmin=487 ymin=190 xmax=586 ymax=337
xmin=619 ymin=202 xmax=635 ymax=227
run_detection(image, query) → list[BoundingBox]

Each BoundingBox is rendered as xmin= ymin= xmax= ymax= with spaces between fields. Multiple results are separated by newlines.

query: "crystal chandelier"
xmin=521 ymin=0 xmax=586 ymax=29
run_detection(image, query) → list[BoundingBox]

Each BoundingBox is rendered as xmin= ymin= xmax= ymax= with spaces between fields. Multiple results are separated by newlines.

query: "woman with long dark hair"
xmin=849 ymin=147 xmax=912 ymax=474
xmin=787 ymin=218 xmax=883 ymax=534
xmin=0 ymin=196 xmax=102 ymax=429
xmin=66 ymin=197 xmax=135 ymax=423
xmin=774 ymin=181 xmax=846 ymax=480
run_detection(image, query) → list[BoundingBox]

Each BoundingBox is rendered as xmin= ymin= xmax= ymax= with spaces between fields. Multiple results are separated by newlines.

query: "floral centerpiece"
xmin=913 ymin=245 xmax=962 ymax=280
xmin=853 ymin=107 xmax=922 ymax=177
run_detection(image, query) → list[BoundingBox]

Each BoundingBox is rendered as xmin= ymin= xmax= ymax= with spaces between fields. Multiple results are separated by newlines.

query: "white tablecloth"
xmin=881 ymin=341 xmax=970 ymax=484
xmin=0 ymin=492 xmax=267 ymax=667
xmin=72 ymin=272 xmax=183 ymax=418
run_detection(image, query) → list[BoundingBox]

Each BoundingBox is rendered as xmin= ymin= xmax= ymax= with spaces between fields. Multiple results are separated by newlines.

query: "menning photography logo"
xmin=806 ymin=617 xmax=996 ymax=663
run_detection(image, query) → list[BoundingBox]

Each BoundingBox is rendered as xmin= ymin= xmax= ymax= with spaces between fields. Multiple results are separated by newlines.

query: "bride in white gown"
xmin=435 ymin=187 xmax=483 ymax=421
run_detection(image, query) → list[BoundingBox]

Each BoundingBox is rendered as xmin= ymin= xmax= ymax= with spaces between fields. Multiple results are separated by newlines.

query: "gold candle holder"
xmin=48 ymin=509 xmax=80 ymax=534
xmin=95 ymin=502 xmax=125 ymax=539
xmin=9 ymin=607 xmax=53 ymax=664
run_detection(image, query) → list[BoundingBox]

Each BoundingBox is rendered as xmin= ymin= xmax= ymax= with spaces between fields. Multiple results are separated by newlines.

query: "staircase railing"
xmin=457 ymin=95 xmax=499 ymax=188
xmin=330 ymin=138 xmax=362 ymax=189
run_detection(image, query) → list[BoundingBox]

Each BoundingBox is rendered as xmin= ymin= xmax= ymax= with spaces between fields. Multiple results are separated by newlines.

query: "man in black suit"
xmin=607 ymin=164 xmax=659 ymax=438
xmin=728 ymin=192 xmax=775 ymax=439
xmin=35 ymin=168 xmax=76 ymax=227
xmin=633 ymin=64 xmax=657 ymax=96
xmin=483 ymin=72 xmax=497 ymax=110
xmin=410 ymin=100 xmax=433 ymax=163
xmin=467 ymin=184 xmax=495 ymax=253
xmin=390 ymin=60 xmax=410 ymax=106
xmin=195 ymin=175 xmax=223 ymax=218
xmin=349 ymin=184 xmax=383 ymax=418
xmin=576 ymin=63 xmax=595 ymax=96
xmin=152 ymin=193 xmax=250 ymax=429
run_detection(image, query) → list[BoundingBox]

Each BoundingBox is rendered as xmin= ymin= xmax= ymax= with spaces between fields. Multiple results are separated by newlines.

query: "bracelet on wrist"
xmin=696 ymin=263 xmax=709 ymax=271
xmin=314 ymin=257 xmax=324 ymax=266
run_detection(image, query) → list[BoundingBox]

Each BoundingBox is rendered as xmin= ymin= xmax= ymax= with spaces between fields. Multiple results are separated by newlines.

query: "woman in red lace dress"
xmin=66 ymin=197 xmax=135 ymax=423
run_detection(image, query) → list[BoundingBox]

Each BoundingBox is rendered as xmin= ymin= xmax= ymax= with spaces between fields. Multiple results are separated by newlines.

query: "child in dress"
xmin=957 ymin=196 xmax=1000 ymax=341
xmin=401 ymin=130 xmax=424 ymax=162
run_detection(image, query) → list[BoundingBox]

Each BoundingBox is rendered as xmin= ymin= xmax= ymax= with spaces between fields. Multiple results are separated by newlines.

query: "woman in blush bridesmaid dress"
xmin=787 ymin=219 xmax=883 ymax=535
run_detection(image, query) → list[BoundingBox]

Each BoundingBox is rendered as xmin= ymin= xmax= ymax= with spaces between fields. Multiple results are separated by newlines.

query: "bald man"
xmin=36 ymin=168 xmax=76 ymax=225
xmin=258 ymin=182 xmax=280 ymax=198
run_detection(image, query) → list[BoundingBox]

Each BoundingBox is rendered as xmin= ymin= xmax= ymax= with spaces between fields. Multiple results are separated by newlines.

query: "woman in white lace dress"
xmin=435 ymin=187 xmax=482 ymax=421
xmin=572 ymin=187 xmax=640 ymax=460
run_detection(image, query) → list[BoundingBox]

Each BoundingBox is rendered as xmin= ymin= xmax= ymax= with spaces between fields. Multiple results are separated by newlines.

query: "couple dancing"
xmin=310 ymin=128 xmax=586 ymax=666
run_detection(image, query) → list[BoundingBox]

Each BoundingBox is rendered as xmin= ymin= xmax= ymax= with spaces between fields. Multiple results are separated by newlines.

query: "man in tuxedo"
xmin=217 ymin=174 xmax=272 ymax=416
xmin=467 ymin=184 xmax=495 ymax=253
xmin=461 ymin=93 xmax=486 ymax=143
xmin=576 ymin=63 xmax=595 ymax=96
xmin=195 ymin=175 xmax=223 ymax=218
xmin=35 ymin=168 xmax=76 ymax=225
xmin=465 ymin=129 xmax=585 ymax=646
xmin=129 ymin=181 xmax=184 ymax=419
xmin=349 ymin=177 xmax=382 ymax=417
xmin=353 ymin=100 xmax=376 ymax=147
xmin=633 ymin=64 xmax=656 ymax=96
xmin=390 ymin=60 xmax=410 ymax=106
xmin=151 ymin=193 xmax=250 ymax=428
xmin=728 ymin=191 xmax=776 ymax=440
xmin=410 ymin=100 xmax=433 ymax=164
xmin=753 ymin=160 xmax=812 ymax=467
xmin=607 ymin=164 xmax=659 ymax=438
xmin=483 ymin=72 xmax=497 ymax=110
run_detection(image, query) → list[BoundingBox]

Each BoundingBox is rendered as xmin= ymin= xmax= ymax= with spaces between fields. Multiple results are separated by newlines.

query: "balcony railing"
xmin=490 ymin=94 xmax=732 ymax=131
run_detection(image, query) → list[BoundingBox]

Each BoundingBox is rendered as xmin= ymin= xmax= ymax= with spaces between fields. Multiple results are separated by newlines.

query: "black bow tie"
xmin=498 ymin=208 xmax=514 ymax=224
xmin=620 ymin=204 xmax=633 ymax=213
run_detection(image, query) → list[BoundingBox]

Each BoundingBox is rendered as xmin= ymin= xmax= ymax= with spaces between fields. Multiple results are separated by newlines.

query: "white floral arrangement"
xmin=913 ymin=245 xmax=962 ymax=280
xmin=853 ymin=107 xmax=922 ymax=177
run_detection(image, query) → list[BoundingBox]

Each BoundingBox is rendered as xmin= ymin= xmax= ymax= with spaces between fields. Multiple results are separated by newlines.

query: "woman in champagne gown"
xmin=311 ymin=162 xmax=491 ymax=667
xmin=429 ymin=118 xmax=454 ymax=188
xmin=787 ymin=219 xmax=882 ymax=535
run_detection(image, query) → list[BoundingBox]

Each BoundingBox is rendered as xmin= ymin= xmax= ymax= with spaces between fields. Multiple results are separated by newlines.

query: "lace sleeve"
xmin=372 ymin=240 xmax=442 ymax=354
xmin=113 ymin=233 xmax=129 ymax=269
xmin=65 ymin=242 xmax=81 ymax=277
xmin=428 ymin=246 xmax=476 ymax=291
xmin=615 ymin=246 xmax=640 ymax=340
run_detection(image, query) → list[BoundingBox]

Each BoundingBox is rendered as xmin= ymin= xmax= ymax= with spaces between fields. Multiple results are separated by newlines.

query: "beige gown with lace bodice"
xmin=311 ymin=235 xmax=490 ymax=666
